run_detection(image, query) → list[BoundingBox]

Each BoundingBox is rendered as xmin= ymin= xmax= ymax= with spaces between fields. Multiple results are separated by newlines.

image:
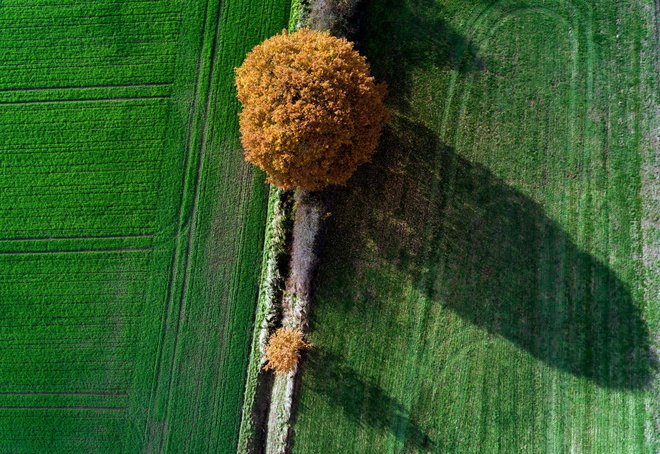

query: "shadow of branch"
xmin=356 ymin=0 xmax=487 ymax=109
xmin=304 ymin=347 xmax=434 ymax=451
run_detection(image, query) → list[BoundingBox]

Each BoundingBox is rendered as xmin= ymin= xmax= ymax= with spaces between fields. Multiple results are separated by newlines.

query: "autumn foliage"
xmin=235 ymin=28 xmax=387 ymax=191
xmin=263 ymin=327 xmax=310 ymax=374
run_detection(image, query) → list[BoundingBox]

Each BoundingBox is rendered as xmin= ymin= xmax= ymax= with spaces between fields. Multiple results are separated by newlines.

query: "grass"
xmin=0 ymin=0 xmax=289 ymax=451
xmin=292 ymin=0 xmax=659 ymax=452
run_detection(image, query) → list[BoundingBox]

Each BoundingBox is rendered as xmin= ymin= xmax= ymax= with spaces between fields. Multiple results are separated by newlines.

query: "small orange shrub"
xmin=235 ymin=28 xmax=387 ymax=191
xmin=263 ymin=327 xmax=310 ymax=374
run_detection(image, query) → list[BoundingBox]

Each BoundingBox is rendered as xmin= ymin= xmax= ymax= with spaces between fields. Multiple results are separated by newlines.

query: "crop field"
xmin=0 ymin=0 xmax=289 ymax=451
xmin=293 ymin=0 xmax=658 ymax=453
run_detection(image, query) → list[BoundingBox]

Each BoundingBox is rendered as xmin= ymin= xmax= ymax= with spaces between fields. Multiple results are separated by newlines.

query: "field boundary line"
xmin=0 ymin=96 xmax=169 ymax=105
xmin=0 ymin=405 xmax=127 ymax=411
xmin=0 ymin=248 xmax=150 ymax=255
xmin=0 ymin=391 xmax=128 ymax=397
xmin=0 ymin=83 xmax=173 ymax=93
xmin=0 ymin=234 xmax=153 ymax=242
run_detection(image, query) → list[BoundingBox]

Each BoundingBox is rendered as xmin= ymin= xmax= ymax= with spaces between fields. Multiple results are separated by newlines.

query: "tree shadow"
xmin=319 ymin=115 xmax=658 ymax=391
xmin=355 ymin=0 xmax=486 ymax=109
xmin=300 ymin=347 xmax=434 ymax=451
xmin=296 ymin=0 xmax=656 ymax=448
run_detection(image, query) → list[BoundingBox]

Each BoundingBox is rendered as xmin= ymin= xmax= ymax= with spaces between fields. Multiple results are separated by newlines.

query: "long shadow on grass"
xmin=317 ymin=115 xmax=657 ymax=391
xmin=299 ymin=348 xmax=434 ymax=451
xmin=355 ymin=0 xmax=485 ymax=109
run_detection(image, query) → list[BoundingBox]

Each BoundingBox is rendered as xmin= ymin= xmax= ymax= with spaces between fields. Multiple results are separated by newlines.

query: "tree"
xmin=263 ymin=327 xmax=310 ymax=374
xmin=235 ymin=28 xmax=387 ymax=191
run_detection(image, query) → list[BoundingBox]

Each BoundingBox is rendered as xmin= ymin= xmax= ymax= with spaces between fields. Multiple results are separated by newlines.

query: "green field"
xmin=293 ymin=0 xmax=659 ymax=452
xmin=0 ymin=0 xmax=289 ymax=451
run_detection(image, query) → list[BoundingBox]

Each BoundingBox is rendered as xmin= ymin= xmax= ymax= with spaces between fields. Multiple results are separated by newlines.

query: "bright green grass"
xmin=0 ymin=0 xmax=289 ymax=451
xmin=293 ymin=0 xmax=658 ymax=452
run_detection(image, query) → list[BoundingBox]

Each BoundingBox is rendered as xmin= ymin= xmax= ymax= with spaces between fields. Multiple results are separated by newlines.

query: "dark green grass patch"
xmin=292 ymin=0 xmax=658 ymax=452
xmin=0 ymin=0 xmax=289 ymax=451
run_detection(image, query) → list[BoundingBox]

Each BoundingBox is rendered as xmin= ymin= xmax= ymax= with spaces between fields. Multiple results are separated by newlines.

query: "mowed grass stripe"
xmin=0 ymin=412 xmax=128 ymax=453
xmin=0 ymin=99 xmax=168 ymax=238
xmin=139 ymin=0 xmax=215 ymax=446
xmin=0 ymin=3 xmax=179 ymax=89
xmin=0 ymin=249 xmax=151 ymax=399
